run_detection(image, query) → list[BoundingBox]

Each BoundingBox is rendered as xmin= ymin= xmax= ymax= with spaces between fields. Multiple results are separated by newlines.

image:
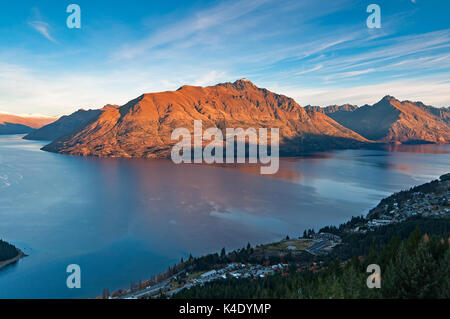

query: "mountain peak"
xmin=326 ymin=95 xmax=450 ymax=143
xmin=102 ymin=104 xmax=120 ymax=110
xmin=231 ymin=78 xmax=257 ymax=90
xmin=176 ymin=79 xmax=256 ymax=92
xmin=381 ymin=95 xmax=399 ymax=102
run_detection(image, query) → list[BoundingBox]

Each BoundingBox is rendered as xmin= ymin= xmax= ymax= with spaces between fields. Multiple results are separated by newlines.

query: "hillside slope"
xmin=24 ymin=105 xmax=119 ymax=141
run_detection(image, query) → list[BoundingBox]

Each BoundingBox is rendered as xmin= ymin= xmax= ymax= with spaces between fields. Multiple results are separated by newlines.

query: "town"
xmin=350 ymin=173 xmax=450 ymax=233
xmin=108 ymin=233 xmax=343 ymax=299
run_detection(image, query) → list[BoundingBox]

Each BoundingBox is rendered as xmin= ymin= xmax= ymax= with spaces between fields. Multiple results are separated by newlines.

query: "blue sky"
xmin=0 ymin=0 xmax=449 ymax=116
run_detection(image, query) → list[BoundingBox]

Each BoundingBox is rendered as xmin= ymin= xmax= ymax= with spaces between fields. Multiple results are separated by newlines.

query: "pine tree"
xmin=438 ymin=244 xmax=450 ymax=298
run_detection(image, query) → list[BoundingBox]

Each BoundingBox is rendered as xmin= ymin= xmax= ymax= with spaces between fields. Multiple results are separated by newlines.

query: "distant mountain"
xmin=412 ymin=102 xmax=450 ymax=124
xmin=305 ymin=104 xmax=358 ymax=114
xmin=42 ymin=79 xmax=369 ymax=158
xmin=0 ymin=122 xmax=35 ymax=135
xmin=326 ymin=96 xmax=450 ymax=144
xmin=24 ymin=105 xmax=119 ymax=141
xmin=0 ymin=114 xmax=56 ymax=135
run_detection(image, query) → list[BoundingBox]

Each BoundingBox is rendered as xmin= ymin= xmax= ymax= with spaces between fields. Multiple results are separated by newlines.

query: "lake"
xmin=0 ymin=135 xmax=449 ymax=298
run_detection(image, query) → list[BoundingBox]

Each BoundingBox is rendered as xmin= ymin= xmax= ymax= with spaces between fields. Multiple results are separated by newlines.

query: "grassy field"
xmin=258 ymin=239 xmax=314 ymax=252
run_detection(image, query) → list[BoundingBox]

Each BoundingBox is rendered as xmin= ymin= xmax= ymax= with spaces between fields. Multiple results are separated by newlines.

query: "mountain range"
xmin=38 ymin=79 xmax=369 ymax=158
xmin=0 ymin=113 xmax=56 ymax=135
xmin=309 ymin=96 xmax=450 ymax=144
xmin=19 ymin=79 xmax=449 ymax=158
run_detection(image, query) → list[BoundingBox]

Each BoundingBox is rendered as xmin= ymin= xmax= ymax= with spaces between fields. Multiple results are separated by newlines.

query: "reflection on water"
xmin=0 ymin=135 xmax=449 ymax=298
xmin=212 ymin=163 xmax=304 ymax=182
xmin=380 ymin=143 xmax=450 ymax=154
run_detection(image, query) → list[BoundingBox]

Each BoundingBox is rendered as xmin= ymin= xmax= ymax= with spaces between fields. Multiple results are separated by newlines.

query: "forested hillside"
xmin=173 ymin=219 xmax=450 ymax=299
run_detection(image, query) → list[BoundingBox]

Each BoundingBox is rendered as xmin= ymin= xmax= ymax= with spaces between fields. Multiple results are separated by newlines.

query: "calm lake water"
xmin=0 ymin=135 xmax=449 ymax=298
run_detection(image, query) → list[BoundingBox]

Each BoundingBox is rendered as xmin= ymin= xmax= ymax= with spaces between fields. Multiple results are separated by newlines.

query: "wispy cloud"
xmin=113 ymin=0 xmax=271 ymax=61
xmin=295 ymin=65 xmax=323 ymax=75
xmin=267 ymin=28 xmax=450 ymax=88
xmin=193 ymin=70 xmax=229 ymax=86
xmin=29 ymin=20 xmax=56 ymax=43
xmin=327 ymin=68 xmax=376 ymax=79
xmin=275 ymin=75 xmax=450 ymax=107
xmin=112 ymin=0 xmax=355 ymax=62
xmin=0 ymin=61 xmax=232 ymax=116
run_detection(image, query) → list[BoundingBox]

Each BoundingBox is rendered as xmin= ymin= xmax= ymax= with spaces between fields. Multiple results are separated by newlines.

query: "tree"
xmin=0 ymin=239 xmax=19 ymax=262
xmin=382 ymin=232 xmax=445 ymax=298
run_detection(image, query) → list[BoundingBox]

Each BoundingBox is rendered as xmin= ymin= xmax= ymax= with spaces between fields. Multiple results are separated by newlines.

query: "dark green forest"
xmin=173 ymin=219 xmax=450 ymax=299
xmin=328 ymin=216 xmax=450 ymax=261
xmin=179 ymin=217 xmax=449 ymax=274
xmin=0 ymin=239 xmax=19 ymax=262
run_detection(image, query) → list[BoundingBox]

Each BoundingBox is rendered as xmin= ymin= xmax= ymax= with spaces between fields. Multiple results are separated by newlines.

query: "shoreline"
xmin=0 ymin=249 xmax=26 ymax=271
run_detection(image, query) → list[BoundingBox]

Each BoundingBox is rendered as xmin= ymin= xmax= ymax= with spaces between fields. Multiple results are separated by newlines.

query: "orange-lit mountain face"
xmin=29 ymin=80 xmax=449 ymax=159
xmin=325 ymin=96 xmax=450 ymax=144
xmin=41 ymin=79 xmax=369 ymax=158
xmin=0 ymin=113 xmax=56 ymax=134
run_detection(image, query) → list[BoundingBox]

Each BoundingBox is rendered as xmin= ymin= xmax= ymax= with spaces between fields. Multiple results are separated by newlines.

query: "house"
xmin=200 ymin=270 xmax=217 ymax=278
xmin=313 ymin=232 xmax=342 ymax=242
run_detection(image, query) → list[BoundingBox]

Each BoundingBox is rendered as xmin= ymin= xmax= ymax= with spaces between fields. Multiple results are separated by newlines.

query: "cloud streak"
xmin=29 ymin=20 xmax=56 ymax=43
xmin=276 ymin=75 xmax=450 ymax=107
xmin=113 ymin=0 xmax=271 ymax=61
